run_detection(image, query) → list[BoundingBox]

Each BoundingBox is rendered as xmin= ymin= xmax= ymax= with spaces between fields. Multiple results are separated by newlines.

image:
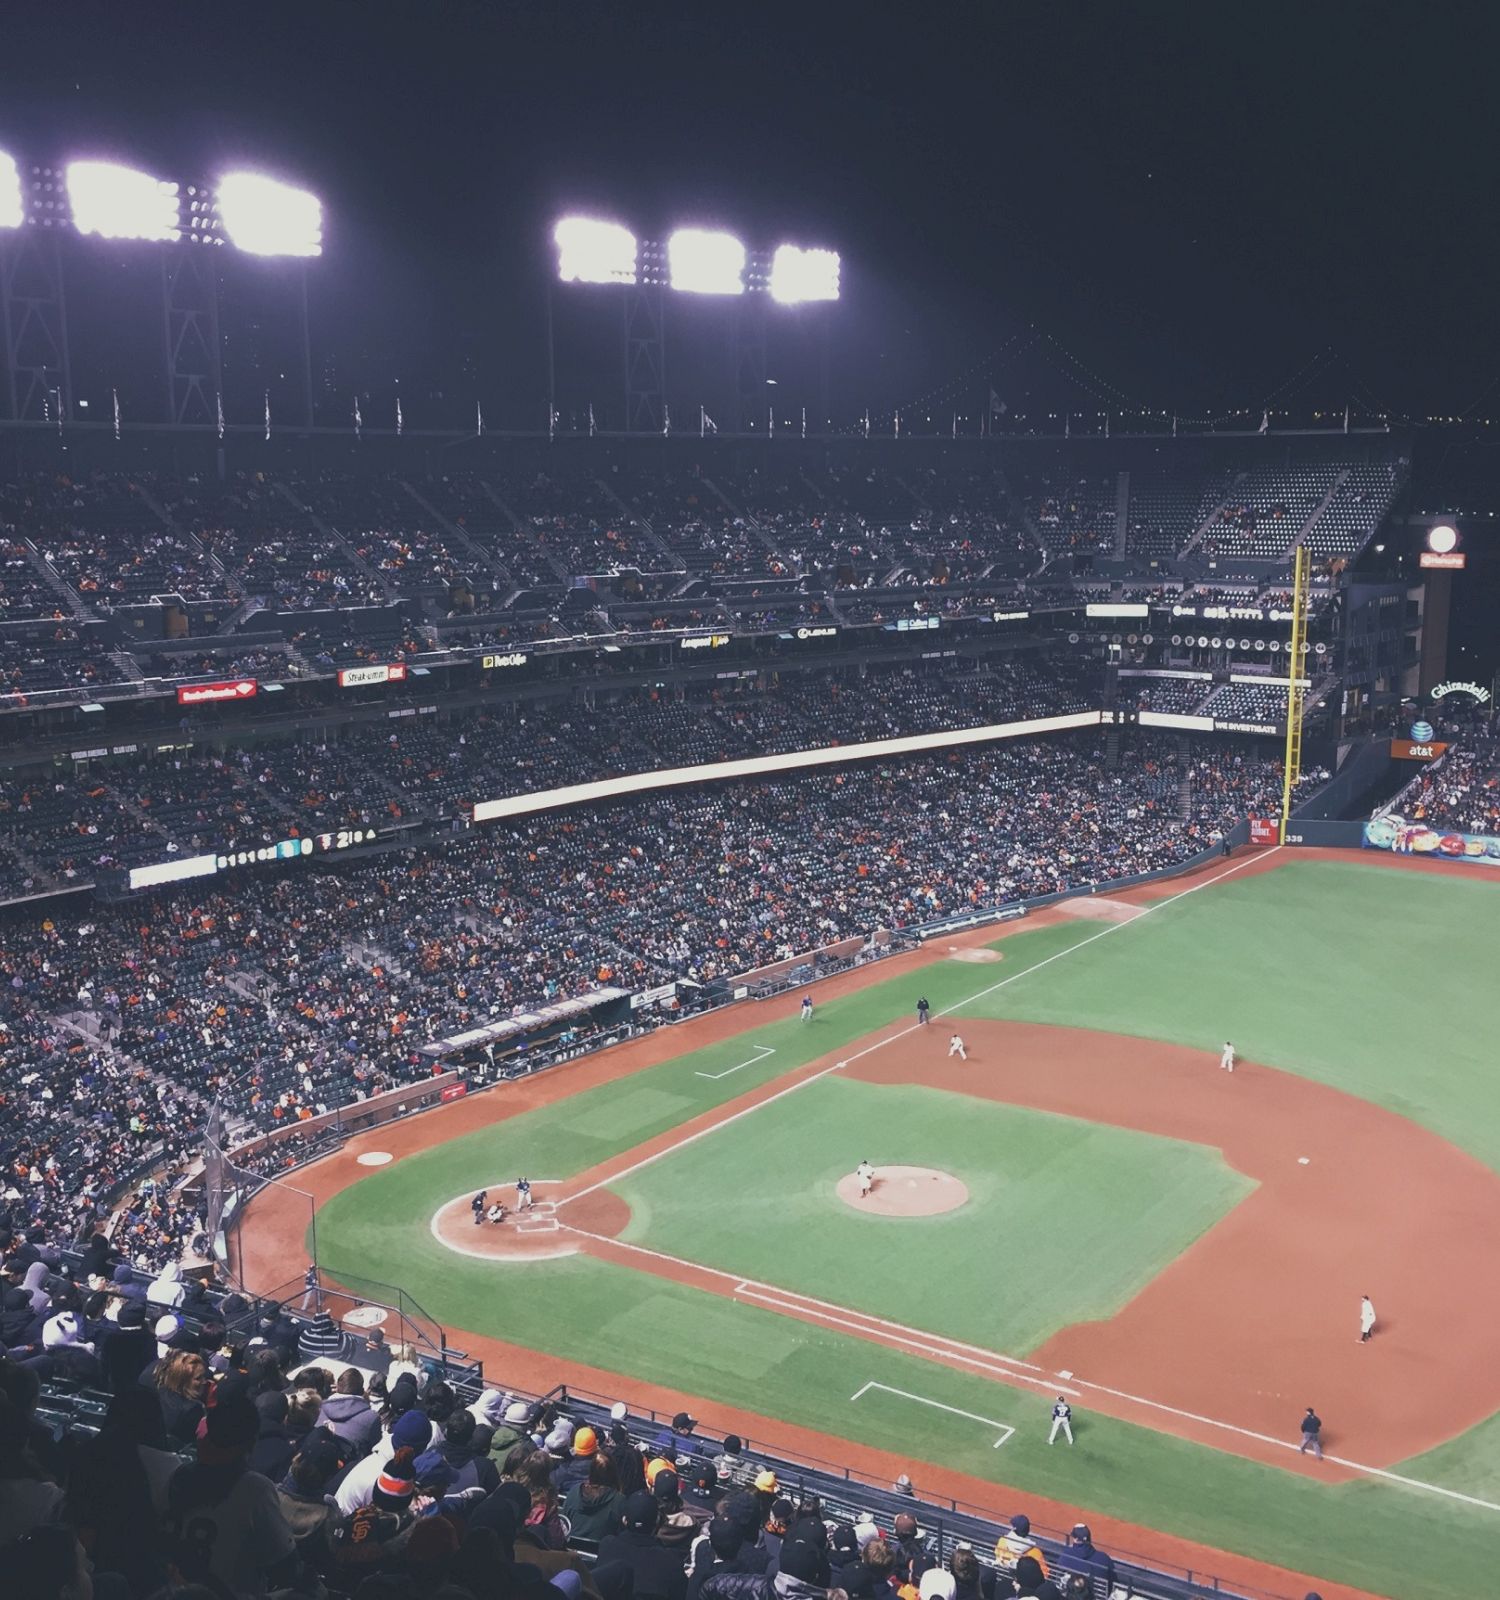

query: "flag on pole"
xmin=354 ymin=397 xmax=363 ymax=440
xmin=1104 ymin=413 xmax=1110 ymax=438
xmin=768 ymin=405 xmax=774 ymax=436
xmin=112 ymin=387 xmax=121 ymax=442
xmin=476 ymin=401 xmax=483 ymax=438
xmin=588 ymin=402 xmax=596 ymax=438
xmin=264 ymin=391 xmax=271 ymax=442
xmin=989 ymin=387 xmax=1007 ymax=418
xmin=1342 ymin=404 xmax=1349 ymax=434
xmin=1172 ymin=415 xmax=1178 ymax=437
xmin=1259 ymin=409 xmax=1270 ymax=434
xmin=894 ymin=410 xmax=900 ymax=439
xmin=1064 ymin=414 xmax=1070 ymax=439
xmin=216 ymin=389 xmax=225 ymax=441
xmin=863 ymin=409 xmax=870 ymax=439
xmin=801 ymin=406 xmax=807 ymax=440
xmin=702 ymin=409 xmax=717 ymax=437
xmin=663 ymin=404 xmax=671 ymax=437
xmin=396 ymin=397 xmax=404 ymax=437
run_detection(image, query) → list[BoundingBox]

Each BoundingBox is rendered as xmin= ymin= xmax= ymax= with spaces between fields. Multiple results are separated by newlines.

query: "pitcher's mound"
xmin=836 ymin=1165 xmax=969 ymax=1217
xmin=949 ymin=947 xmax=1002 ymax=962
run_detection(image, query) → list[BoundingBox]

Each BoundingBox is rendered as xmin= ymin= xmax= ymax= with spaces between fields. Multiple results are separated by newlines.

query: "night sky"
xmin=3 ymin=2 xmax=1497 ymax=428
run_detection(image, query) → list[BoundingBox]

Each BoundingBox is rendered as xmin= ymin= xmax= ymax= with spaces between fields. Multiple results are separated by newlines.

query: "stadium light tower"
xmin=768 ymin=244 xmax=840 ymax=304
xmin=667 ymin=228 xmax=746 ymax=294
xmin=66 ymin=161 xmax=181 ymax=241
xmin=215 ymin=172 xmax=323 ymax=257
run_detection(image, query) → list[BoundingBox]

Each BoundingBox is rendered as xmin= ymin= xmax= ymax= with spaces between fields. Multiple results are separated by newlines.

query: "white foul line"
xmin=851 ymin=1380 xmax=1015 ymax=1448
xmin=696 ymin=1044 xmax=777 ymax=1080
xmin=562 ymin=847 xmax=1282 ymax=1207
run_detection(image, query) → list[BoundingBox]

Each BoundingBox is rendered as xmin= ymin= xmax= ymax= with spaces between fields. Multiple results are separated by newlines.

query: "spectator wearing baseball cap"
xmin=598 ymin=1490 xmax=690 ymax=1600
xmin=1058 ymin=1524 xmax=1114 ymax=1595
xmin=487 ymin=1397 xmax=537 ymax=1464
xmin=993 ymin=1515 xmax=1048 ymax=1580
xmin=276 ymin=1431 xmax=348 ymax=1550
xmin=653 ymin=1409 xmax=698 ymax=1460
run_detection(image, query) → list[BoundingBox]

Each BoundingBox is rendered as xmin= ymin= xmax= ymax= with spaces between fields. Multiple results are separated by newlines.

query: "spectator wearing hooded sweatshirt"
xmin=488 ymin=1398 xmax=537 ymax=1464
xmin=598 ymin=1489 xmax=691 ymax=1600
xmin=276 ymin=1432 xmax=349 ymax=1554
xmin=146 ymin=1261 xmax=187 ymax=1311
xmin=318 ymin=1367 xmax=381 ymax=1457
xmin=690 ymin=1513 xmax=757 ymax=1600
xmin=564 ymin=1449 xmax=625 ymax=1544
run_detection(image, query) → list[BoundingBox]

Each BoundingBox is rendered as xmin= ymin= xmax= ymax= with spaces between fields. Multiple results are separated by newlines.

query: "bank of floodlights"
xmin=554 ymin=216 xmax=638 ymax=284
xmin=0 ymin=151 xmax=321 ymax=257
xmin=0 ymin=151 xmax=22 ymax=230
xmin=67 ymin=161 xmax=182 ymax=241
xmin=554 ymin=214 xmax=839 ymax=301
xmin=668 ymin=228 xmax=747 ymax=295
xmin=768 ymin=244 xmax=840 ymax=303
xmin=215 ymin=173 xmax=322 ymax=257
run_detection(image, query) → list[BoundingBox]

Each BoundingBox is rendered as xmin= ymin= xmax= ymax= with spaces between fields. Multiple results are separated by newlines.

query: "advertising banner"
xmin=1364 ymin=814 xmax=1500 ymax=865
xmin=177 ymin=678 xmax=257 ymax=706
xmin=1390 ymin=739 xmax=1449 ymax=761
xmin=1248 ymin=817 xmax=1279 ymax=846
xmin=439 ymin=1082 xmax=469 ymax=1102
xmin=338 ymin=663 xmax=408 ymax=688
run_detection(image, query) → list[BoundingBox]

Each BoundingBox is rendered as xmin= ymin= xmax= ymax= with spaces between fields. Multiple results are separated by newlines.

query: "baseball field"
xmin=243 ymin=847 xmax=1500 ymax=1600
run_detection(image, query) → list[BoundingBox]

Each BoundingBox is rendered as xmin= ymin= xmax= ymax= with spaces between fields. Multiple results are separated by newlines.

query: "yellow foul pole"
xmin=1278 ymin=545 xmax=1310 ymax=844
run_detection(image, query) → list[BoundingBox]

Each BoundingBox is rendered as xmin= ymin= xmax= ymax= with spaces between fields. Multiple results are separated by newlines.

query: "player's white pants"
xmin=948 ymin=1043 xmax=966 ymax=1059
xmin=1048 ymin=1417 xmax=1073 ymax=1444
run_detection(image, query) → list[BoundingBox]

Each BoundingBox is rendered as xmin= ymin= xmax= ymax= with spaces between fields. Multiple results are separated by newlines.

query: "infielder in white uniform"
xmin=1048 ymin=1397 xmax=1073 ymax=1444
xmin=948 ymin=1033 xmax=967 ymax=1060
xmin=1359 ymin=1294 xmax=1377 ymax=1343
xmin=1220 ymin=1041 xmax=1235 ymax=1072
xmin=855 ymin=1159 xmax=876 ymax=1198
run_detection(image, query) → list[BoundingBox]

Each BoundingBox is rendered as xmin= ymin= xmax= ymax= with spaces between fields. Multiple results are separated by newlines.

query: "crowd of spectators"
xmin=0 ymin=1229 xmax=1124 ymax=1600
xmin=1384 ymin=740 xmax=1500 ymax=834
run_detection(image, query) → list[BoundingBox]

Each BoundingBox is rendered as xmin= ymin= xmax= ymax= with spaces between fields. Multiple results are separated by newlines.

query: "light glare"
xmin=1427 ymin=524 xmax=1458 ymax=554
xmin=67 ymin=161 xmax=180 ymax=241
xmin=217 ymin=172 xmax=323 ymax=257
xmin=0 ymin=152 xmax=20 ymax=230
xmin=554 ymin=216 xmax=638 ymax=284
xmin=769 ymin=244 xmax=840 ymax=303
xmin=668 ymin=228 xmax=746 ymax=295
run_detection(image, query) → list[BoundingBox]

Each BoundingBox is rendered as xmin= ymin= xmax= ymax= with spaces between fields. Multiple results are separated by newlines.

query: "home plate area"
xmin=516 ymin=1201 xmax=560 ymax=1233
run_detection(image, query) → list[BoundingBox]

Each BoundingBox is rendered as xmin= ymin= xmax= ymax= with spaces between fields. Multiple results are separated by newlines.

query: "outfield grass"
xmin=312 ymin=859 xmax=1500 ymax=1599
xmin=610 ymin=1075 xmax=1253 ymax=1354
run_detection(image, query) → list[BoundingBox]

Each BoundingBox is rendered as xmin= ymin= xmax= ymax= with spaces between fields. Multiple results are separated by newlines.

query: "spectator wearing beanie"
xmin=165 ymin=1393 xmax=297 ymax=1598
xmin=563 ymin=1449 xmax=625 ymax=1544
xmin=556 ymin=1421 xmax=600 ymax=1494
xmin=318 ymin=1366 xmax=381 ymax=1457
xmin=919 ymin=1572 xmax=956 ymax=1600
xmin=334 ymin=1406 xmax=433 ymax=1514
xmin=653 ymin=1466 xmax=705 ymax=1551
xmin=773 ymin=1535 xmax=832 ymax=1600
xmin=599 ymin=1489 xmax=690 ymax=1600
xmin=689 ymin=1512 xmax=751 ymax=1600
xmin=329 ymin=1445 xmax=420 ymax=1578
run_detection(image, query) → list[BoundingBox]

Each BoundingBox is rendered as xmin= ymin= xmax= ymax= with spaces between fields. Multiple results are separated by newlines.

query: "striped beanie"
xmin=373 ymin=1446 xmax=417 ymax=1508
